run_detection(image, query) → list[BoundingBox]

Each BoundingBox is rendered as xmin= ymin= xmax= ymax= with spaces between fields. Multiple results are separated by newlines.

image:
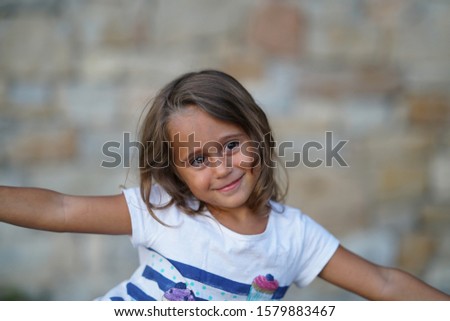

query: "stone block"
xmin=418 ymin=204 xmax=450 ymax=294
xmin=340 ymin=97 xmax=391 ymax=135
xmin=295 ymin=65 xmax=402 ymax=101
xmin=305 ymin=6 xmax=383 ymax=63
xmin=364 ymin=128 xmax=435 ymax=164
xmin=248 ymin=0 xmax=306 ymax=57
xmin=295 ymin=67 xmax=355 ymax=100
xmin=152 ymin=0 xmax=250 ymax=47
xmin=0 ymin=79 xmax=6 ymax=107
xmin=403 ymin=62 xmax=450 ymax=92
xmin=6 ymin=126 xmax=77 ymax=163
xmin=80 ymin=51 xmax=127 ymax=83
xmin=422 ymin=205 xmax=450 ymax=233
xmin=66 ymin=1 xmax=152 ymax=50
xmin=391 ymin=1 xmax=450 ymax=64
xmin=270 ymin=99 xmax=342 ymax=133
xmin=423 ymin=258 xmax=450 ymax=295
xmin=118 ymin=83 xmax=156 ymax=128
xmin=353 ymin=65 xmax=403 ymax=95
xmin=341 ymin=227 xmax=400 ymax=267
xmin=398 ymin=232 xmax=435 ymax=275
xmin=428 ymin=151 xmax=450 ymax=203
xmin=441 ymin=127 xmax=450 ymax=149
xmin=7 ymin=82 xmax=53 ymax=112
xmin=221 ymin=51 xmax=265 ymax=81
xmin=422 ymin=234 xmax=450 ymax=294
xmin=407 ymin=93 xmax=450 ymax=126
xmin=0 ymin=14 xmax=73 ymax=80
xmin=286 ymin=168 xmax=369 ymax=237
xmin=0 ymin=0 xmax=64 ymax=16
xmin=376 ymin=164 xmax=427 ymax=201
xmin=246 ymin=61 xmax=301 ymax=114
xmin=364 ymin=0 xmax=407 ymax=28
xmin=57 ymin=83 xmax=120 ymax=129
xmin=372 ymin=201 xmax=419 ymax=232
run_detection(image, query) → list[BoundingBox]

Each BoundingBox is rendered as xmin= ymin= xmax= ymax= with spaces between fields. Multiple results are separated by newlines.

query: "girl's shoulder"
xmin=268 ymin=201 xmax=326 ymax=232
xmin=269 ymin=201 xmax=302 ymax=219
xmin=122 ymin=183 xmax=198 ymax=223
xmin=123 ymin=184 xmax=190 ymax=244
xmin=123 ymin=183 xmax=172 ymax=207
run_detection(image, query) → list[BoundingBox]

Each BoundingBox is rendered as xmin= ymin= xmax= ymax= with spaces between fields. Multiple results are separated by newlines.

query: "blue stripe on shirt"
xmin=126 ymin=282 xmax=156 ymax=301
xmin=168 ymin=258 xmax=251 ymax=295
xmin=142 ymin=265 xmax=176 ymax=292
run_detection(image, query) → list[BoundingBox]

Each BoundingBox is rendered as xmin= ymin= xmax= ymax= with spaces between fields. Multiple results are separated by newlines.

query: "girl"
xmin=0 ymin=70 xmax=448 ymax=301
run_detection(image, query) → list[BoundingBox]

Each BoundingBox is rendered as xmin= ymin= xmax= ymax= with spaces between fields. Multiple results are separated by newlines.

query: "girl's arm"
xmin=319 ymin=245 xmax=450 ymax=300
xmin=0 ymin=186 xmax=131 ymax=235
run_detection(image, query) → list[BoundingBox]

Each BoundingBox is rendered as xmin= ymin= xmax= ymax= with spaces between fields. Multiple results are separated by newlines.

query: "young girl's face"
xmin=168 ymin=105 xmax=261 ymax=215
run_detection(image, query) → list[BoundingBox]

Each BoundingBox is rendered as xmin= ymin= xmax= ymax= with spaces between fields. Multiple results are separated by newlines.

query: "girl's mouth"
xmin=216 ymin=175 xmax=243 ymax=192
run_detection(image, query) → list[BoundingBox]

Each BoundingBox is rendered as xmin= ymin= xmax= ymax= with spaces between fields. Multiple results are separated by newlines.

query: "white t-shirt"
xmin=98 ymin=185 xmax=339 ymax=301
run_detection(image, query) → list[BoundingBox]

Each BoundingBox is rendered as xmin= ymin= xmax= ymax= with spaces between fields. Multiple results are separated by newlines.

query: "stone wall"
xmin=0 ymin=0 xmax=449 ymax=300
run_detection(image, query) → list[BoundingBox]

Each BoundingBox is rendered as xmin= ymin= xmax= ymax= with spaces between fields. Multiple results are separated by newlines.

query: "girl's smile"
xmin=214 ymin=174 xmax=244 ymax=193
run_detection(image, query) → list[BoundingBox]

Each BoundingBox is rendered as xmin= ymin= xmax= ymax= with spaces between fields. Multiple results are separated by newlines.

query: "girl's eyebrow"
xmin=216 ymin=132 xmax=247 ymax=144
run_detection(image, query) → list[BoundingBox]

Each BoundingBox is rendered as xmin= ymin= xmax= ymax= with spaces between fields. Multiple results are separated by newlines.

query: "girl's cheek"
xmin=235 ymin=150 xmax=257 ymax=169
xmin=240 ymin=142 xmax=261 ymax=167
xmin=189 ymin=171 xmax=210 ymax=188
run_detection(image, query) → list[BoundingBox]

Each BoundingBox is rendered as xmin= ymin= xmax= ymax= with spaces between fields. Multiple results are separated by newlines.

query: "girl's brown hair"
xmin=138 ymin=70 xmax=286 ymax=222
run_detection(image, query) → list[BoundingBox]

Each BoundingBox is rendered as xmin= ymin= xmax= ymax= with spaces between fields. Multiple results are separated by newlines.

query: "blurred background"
xmin=0 ymin=0 xmax=449 ymax=300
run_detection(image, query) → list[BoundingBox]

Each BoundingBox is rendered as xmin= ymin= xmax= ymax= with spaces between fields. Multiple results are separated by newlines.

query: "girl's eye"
xmin=190 ymin=155 xmax=205 ymax=167
xmin=225 ymin=141 xmax=240 ymax=152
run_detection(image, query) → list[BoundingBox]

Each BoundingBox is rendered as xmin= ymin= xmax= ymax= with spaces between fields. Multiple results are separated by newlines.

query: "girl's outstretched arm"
xmin=0 ymin=186 xmax=131 ymax=235
xmin=319 ymin=245 xmax=450 ymax=300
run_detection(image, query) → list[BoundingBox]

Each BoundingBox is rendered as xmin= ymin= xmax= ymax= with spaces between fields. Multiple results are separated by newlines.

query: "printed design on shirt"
xmin=125 ymin=248 xmax=288 ymax=301
xmin=162 ymin=282 xmax=196 ymax=301
xmin=247 ymin=274 xmax=279 ymax=301
xmin=139 ymin=249 xmax=246 ymax=300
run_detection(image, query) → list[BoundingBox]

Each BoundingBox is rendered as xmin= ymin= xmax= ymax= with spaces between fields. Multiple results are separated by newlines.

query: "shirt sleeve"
xmin=294 ymin=213 xmax=340 ymax=288
xmin=122 ymin=187 xmax=155 ymax=248
xmin=122 ymin=185 xmax=183 ymax=248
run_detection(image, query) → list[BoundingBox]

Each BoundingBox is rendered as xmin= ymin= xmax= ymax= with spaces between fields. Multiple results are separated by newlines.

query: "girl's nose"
xmin=210 ymin=156 xmax=232 ymax=178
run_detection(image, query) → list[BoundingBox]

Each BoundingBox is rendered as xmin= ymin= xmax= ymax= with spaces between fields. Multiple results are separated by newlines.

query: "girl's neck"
xmin=206 ymin=205 xmax=270 ymax=235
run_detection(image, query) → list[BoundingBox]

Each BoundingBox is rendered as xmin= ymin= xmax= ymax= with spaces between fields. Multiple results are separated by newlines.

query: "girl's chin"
xmin=206 ymin=197 xmax=251 ymax=214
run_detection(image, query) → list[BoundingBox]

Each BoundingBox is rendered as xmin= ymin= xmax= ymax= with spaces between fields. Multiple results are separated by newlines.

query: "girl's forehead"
xmin=167 ymin=106 xmax=246 ymax=143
